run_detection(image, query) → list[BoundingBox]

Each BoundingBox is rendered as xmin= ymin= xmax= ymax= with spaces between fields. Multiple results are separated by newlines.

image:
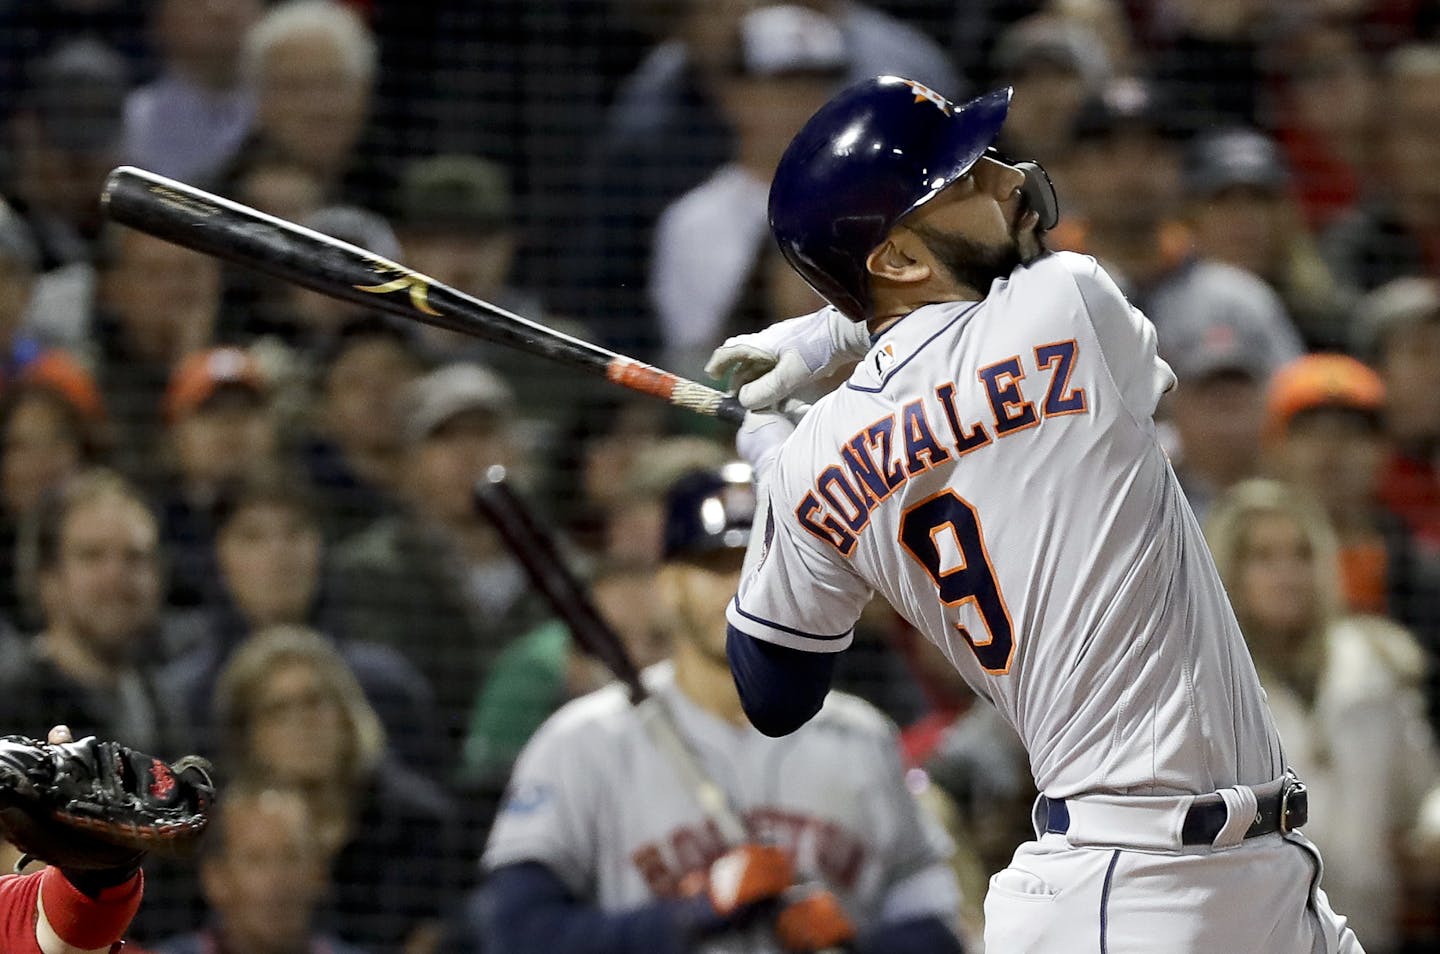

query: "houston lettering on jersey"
xmin=630 ymin=807 xmax=867 ymax=898
xmin=798 ymin=340 xmax=1087 ymax=556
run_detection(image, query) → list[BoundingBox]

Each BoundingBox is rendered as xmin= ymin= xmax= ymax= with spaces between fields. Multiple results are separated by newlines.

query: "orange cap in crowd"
xmin=19 ymin=351 xmax=106 ymax=425
xmin=1264 ymin=353 xmax=1385 ymax=441
xmin=164 ymin=347 xmax=267 ymax=424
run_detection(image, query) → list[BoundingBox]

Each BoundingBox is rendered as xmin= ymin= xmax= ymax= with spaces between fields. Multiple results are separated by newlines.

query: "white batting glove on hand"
xmin=705 ymin=306 xmax=871 ymax=410
xmin=736 ymin=404 xmax=801 ymax=485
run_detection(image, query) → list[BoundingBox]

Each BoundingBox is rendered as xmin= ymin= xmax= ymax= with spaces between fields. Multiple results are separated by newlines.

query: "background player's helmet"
xmin=769 ymin=76 xmax=1053 ymax=322
xmin=662 ymin=462 xmax=756 ymax=561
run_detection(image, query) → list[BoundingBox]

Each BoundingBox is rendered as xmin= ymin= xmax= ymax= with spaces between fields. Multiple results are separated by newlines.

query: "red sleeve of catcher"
xmin=39 ymin=866 xmax=143 ymax=952
xmin=0 ymin=871 xmax=44 ymax=954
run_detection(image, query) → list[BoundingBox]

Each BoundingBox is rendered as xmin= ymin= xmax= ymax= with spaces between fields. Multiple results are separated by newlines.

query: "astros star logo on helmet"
xmin=900 ymin=79 xmax=949 ymax=113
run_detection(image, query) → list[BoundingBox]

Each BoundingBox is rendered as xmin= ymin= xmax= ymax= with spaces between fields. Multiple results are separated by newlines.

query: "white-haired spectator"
xmin=236 ymin=0 xmax=382 ymax=206
xmin=123 ymin=0 xmax=264 ymax=185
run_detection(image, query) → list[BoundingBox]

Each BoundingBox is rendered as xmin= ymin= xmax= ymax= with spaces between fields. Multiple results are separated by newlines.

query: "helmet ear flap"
xmin=1016 ymin=161 xmax=1059 ymax=232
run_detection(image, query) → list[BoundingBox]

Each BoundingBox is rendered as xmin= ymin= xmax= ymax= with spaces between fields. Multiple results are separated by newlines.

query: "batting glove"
xmin=775 ymin=888 xmax=857 ymax=952
xmin=706 ymin=306 xmax=871 ymax=410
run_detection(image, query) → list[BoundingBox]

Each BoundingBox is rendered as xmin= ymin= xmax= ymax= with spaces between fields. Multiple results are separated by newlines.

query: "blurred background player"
xmin=472 ymin=464 xmax=963 ymax=953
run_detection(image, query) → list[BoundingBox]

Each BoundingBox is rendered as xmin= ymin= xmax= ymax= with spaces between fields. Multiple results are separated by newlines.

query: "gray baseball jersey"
xmin=483 ymin=663 xmax=959 ymax=951
xmin=727 ymin=251 xmax=1286 ymax=798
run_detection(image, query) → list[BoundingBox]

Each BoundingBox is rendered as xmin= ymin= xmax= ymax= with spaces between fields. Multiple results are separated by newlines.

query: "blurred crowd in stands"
xmin=0 ymin=0 xmax=1439 ymax=950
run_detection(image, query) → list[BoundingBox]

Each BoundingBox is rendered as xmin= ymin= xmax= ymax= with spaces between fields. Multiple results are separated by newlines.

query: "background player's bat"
xmin=100 ymin=166 xmax=745 ymax=425
xmin=474 ymin=468 xmax=852 ymax=952
xmin=471 ymin=467 xmax=747 ymax=843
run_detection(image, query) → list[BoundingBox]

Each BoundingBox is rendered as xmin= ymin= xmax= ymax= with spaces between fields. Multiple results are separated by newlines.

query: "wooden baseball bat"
xmin=471 ymin=467 xmax=747 ymax=843
xmin=475 ymin=468 xmax=854 ymax=951
xmin=100 ymin=166 xmax=745 ymax=424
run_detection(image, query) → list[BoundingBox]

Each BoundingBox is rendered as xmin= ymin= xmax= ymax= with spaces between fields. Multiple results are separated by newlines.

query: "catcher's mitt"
xmin=0 ymin=735 xmax=214 ymax=870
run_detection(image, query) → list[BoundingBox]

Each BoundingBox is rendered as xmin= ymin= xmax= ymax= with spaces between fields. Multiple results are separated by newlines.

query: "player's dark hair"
xmin=212 ymin=465 xmax=321 ymax=537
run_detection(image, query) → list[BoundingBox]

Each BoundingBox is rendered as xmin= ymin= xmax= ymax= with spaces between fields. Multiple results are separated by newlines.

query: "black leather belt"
xmin=1041 ymin=774 xmax=1308 ymax=846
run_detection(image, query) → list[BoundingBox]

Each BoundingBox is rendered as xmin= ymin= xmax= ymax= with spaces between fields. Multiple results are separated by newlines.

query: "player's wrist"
xmin=40 ymin=864 xmax=143 ymax=950
xmin=58 ymin=862 xmax=143 ymax=900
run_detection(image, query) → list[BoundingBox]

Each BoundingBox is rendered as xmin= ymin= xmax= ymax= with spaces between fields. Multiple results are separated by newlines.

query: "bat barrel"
xmin=101 ymin=166 xmax=745 ymax=425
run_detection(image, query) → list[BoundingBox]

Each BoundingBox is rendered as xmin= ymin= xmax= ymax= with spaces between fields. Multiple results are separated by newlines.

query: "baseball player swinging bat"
xmin=471 ymin=467 xmax=850 ymax=952
xmin=99 ymin=166 xmax=745 ymax=424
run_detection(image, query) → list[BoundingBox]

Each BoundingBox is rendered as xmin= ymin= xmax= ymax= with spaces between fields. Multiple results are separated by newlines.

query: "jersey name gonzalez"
xmin=798 ymin=339 xmax=1088 ymax=556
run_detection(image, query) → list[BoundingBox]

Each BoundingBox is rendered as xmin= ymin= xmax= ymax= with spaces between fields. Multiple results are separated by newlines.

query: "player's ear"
xmin=865 ymin=235 xmax=931 ymax=285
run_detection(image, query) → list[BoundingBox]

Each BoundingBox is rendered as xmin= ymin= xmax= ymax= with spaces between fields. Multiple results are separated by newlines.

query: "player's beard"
xmin=913 ymin=223 xmax=1026 ymax=296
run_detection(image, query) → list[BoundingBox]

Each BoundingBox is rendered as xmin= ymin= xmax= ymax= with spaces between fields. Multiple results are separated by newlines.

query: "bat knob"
xmin=484 ymin=464 xmax=509 ymax=485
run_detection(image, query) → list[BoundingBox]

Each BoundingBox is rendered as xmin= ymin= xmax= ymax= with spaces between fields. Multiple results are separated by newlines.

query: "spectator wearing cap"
xmin=6 ymin=39 xmax=130 ymax=270
xmin=1183 ymin=128 xmax=1346 ymax=351
xmin=1322 ymin=44 xmax=1440 ymax=300
xmin=1062 ymin=76 xmax=1196 ymax=286
xmin=0 ymin=354 xmax=108 ymax=632
xmin=330 ymin=362 xmax=546 ymax=756
xmin=1354 ymin=278 xmax=1440 ymax=557
xmin=300 ymin=315 xmax=427 ymax=545
xmin=391 ymin=155 xmax=575 ymax=417
xmin=1065 ymin=78 xmax=1305 ymax=375
xmin=649 ymin=4 xmax=845 ymax=379
xmin=395 ymin=155 xmax=530 ymax=326
xmin=154 ymin=347 xmax=279 ymax=609
xmin=159 ymin=466 xmax=445 ymax=781
xmin=1160 ymin=313 xmax=1276 ymax=524
xmin=123 ymin=0 xmax=263 ymax=187
xmin=989 ymin=14 xmax=1111 ymax=166
xmin=90 ymin=225 xmax=223 ymax=491
xmin=1262 ymin=355 xmax=1440 ymax=687
xmin=555 ymin=0 xmax=959 ymax=359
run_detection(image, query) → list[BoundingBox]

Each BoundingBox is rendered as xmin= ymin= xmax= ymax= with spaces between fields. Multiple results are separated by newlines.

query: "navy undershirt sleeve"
xmin=478 ymin=862 xmax=719 ymax=954
xmin=856 ymin=915 xmax=966 ymax=954
xmin=726 ymin=624 xmax=836 ymax=737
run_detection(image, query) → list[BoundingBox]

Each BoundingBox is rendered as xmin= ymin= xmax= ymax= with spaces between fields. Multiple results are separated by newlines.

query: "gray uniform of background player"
xmin=483 ymin=663 xmax=960 ymax=952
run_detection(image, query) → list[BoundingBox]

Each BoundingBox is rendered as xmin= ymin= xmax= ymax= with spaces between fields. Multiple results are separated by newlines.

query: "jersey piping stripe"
xmin=1099 ymin=849 xmax=1120 ymax=954
xmin=730 ymin=601 xmax=853 ymax=641
xmin=847 ymin=302 xmax=983 ymax=394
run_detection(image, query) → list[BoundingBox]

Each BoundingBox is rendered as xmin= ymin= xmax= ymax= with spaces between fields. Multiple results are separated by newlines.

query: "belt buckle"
xmin=1279 ymin=777 xmax=1308 ymax=833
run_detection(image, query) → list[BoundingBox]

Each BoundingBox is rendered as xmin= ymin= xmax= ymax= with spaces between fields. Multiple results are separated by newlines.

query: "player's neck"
xmin=868 ymin=280 xmax=982 ymax=334
xmin=672 ymin=640 xmax=748 ymax=726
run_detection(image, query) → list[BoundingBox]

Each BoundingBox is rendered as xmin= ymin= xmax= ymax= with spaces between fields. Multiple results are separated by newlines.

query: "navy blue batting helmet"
xmin=769 ymin=76 xmax=1016 ymax=322
xmin=662 ymin=462 xmax=756 ymax=561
